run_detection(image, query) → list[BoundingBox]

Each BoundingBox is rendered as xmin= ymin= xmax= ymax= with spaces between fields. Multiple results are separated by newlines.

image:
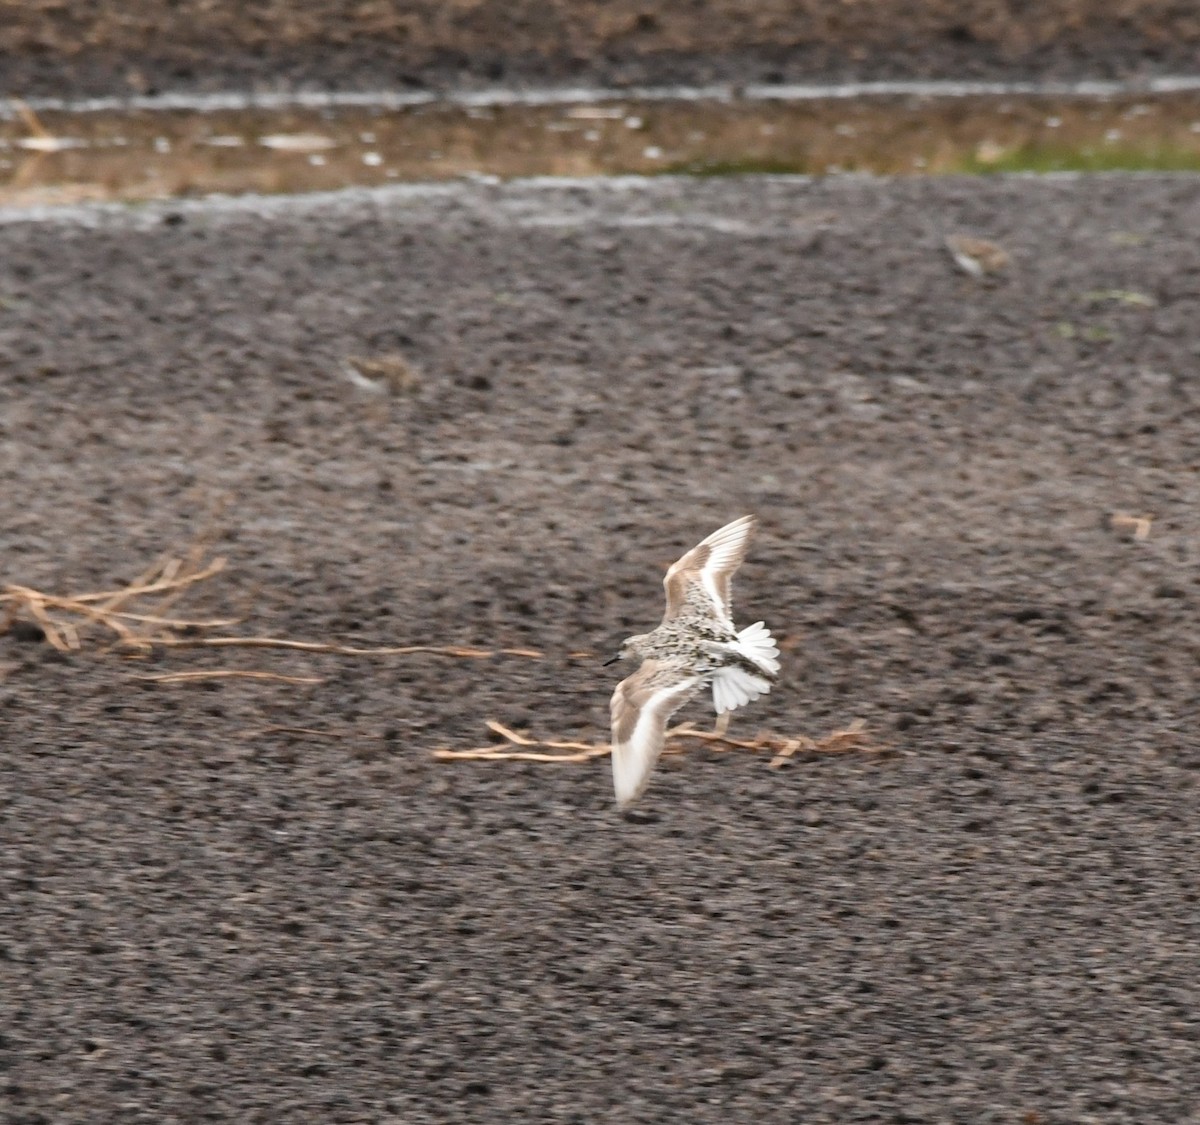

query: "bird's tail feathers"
xmin=733 ymin=620 xmax=780 ymax=675
xmin=712 ymin=664 xmax=773 ymax=715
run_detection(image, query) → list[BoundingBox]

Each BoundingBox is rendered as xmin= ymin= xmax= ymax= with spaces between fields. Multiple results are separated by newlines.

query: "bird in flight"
xmin=606 ymin=515 xmax=780 ymax=807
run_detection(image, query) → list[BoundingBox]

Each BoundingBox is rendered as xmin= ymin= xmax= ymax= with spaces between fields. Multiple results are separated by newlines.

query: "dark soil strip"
xmin=4 ymin=1 xmax=1200 ymax=97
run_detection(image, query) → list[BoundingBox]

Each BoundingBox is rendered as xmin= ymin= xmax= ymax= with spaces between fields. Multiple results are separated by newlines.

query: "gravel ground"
xmin=2 ymin=173 xmax=1199 ymax=1122
xmin=4 ymin=0 xmax=1200 ymax=95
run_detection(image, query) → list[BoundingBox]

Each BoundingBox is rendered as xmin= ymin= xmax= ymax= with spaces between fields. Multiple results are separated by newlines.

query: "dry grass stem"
xmin=661 ymin=718 xmax=876 ymax=767
xmin=142 ymin=636 xmax=536 ymax=659
xmin=434 ymin=718 xmax=879 ymax=765
xmin=237 ymin=725 xmax=337 ymax=739
xmin=68 ymin=558 xmax=229 ymax=605
xmin=1 ymin=540 xmax=543 ymax=668
xmin=434 ymin=719 xmax=609 ymax=762
xmin=434 ymin=720 xmax=612 ymax=762
xmin=136 ymin=670 xmax=324 ymax=685
xmin=1 ymin=551 xmax=232 ymax=653
xmin=11 ymin=97 xmax=53 ymax=140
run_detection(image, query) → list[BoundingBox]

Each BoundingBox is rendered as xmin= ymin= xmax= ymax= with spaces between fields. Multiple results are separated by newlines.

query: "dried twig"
xmin=138 ymin=636 xmax=538 ymax=659
xmin=1109 ymin=512 xmax=1153 ymax=540
xmin=1 ymin=540 xmax=542 ymax=666
xmin=135 ymin=670 xmax=324 ymax=685
xmin=434 ymin=720 xmax=611 ymax=762
xmin=66 ymin=558 xmax=228 ymax=605
xmin=0 ymin=553 xmax=231 ymax=652
xmin=434 ymin=718 xmax=879 ymax=765
xmin=10 ymin=97 xmax=52 ymax=140
xmin=237 ymin=725 xmax=338 ymax=739
xmin=661 ymin=718 xmax=873 ymax=767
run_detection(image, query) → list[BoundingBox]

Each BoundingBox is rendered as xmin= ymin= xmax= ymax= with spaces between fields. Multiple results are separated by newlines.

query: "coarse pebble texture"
xmin=2 ymin=0 xmax=1200 ymax=95
xmin=1 ymin=174 xmax=1199 ymax=1122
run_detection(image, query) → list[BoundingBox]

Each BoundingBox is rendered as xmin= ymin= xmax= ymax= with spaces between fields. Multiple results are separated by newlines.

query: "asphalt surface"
xmin=2 ymin=173 xmax=1199 ymax=1122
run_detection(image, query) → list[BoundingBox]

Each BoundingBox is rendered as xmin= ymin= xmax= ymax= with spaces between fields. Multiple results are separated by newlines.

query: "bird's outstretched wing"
xmin=662 ymin=515 xmax=756 ymax=625
xmin=610 ymin=659 xmax=702 ymax=807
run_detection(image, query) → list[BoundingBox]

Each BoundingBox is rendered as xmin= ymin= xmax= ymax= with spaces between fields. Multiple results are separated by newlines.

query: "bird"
xmin=945 ymin=233 xmax=1010 ymax=279
xmin=606 ymin=515 xmax=780 ymax=807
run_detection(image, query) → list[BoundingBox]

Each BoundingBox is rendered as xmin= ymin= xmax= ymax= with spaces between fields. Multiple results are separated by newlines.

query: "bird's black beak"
xmin=602 ymin=654 xmax=620 ymax=666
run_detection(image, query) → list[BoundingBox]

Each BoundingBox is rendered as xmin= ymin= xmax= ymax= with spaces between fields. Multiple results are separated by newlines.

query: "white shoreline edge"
xmin=6 ymin=169 xmax=1194 ymax=229
xmin=4 ymin=75 xmax=1200 ymax=118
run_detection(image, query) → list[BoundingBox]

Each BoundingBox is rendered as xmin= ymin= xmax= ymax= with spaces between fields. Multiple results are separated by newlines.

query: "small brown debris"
xmin=1109 ymin=512 xmax=1152 ymax=540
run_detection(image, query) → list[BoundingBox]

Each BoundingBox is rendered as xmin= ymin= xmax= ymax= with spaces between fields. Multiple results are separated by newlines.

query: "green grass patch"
xmin=660 ymin=144 xmax=1200 ymax=178
xmin=658 ymin=156 xmax=813 ymax=177
xmin=958 ymin=144 xmax=1200 ymax=174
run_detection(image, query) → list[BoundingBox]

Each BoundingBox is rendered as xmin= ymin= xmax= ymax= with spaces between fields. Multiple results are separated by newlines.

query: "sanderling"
xmin=606 ymin=515 xmax=781 ymax=807
xmin=945 ymin=233 xmax=1010 ymax=278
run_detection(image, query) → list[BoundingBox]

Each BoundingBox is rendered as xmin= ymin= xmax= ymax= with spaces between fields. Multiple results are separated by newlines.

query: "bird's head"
xmin=603 ymin=633 xmax=650 ymax=667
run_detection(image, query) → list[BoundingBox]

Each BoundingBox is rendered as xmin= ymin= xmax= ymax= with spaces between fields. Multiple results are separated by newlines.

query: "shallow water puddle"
xmin=2 ymin=85 xmax=1200 ymax=206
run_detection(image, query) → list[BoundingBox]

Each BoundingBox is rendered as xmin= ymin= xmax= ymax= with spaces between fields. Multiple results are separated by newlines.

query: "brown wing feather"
xmin=663 ymin=542 xmax=710 ymax=619
xmin=610 ymin=659 xmax=702 ymax=806
xmin=662 ymin=515 xmax=756 ymax=623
